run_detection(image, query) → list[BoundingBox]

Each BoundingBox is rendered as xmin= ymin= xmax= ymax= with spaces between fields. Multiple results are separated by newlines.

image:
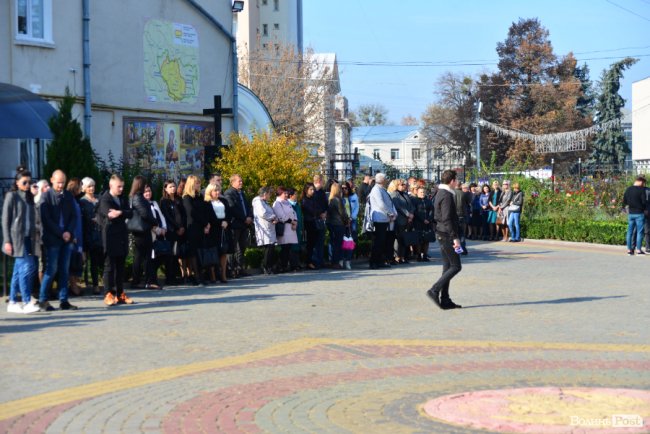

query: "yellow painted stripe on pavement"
xmin=1 ymin=338 xmax=647 ymax=421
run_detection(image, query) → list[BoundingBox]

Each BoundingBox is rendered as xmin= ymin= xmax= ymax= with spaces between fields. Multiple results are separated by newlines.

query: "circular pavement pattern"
xmin=1 ymin=339 xmax=649 ymax=433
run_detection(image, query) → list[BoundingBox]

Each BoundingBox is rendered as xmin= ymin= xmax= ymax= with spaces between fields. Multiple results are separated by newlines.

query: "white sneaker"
xmin=345 ymin=260 xmax=352 ymax=270
xmin=7 ymin=302 xmax=23 ymax=314
xmin=22 ymin=300 xmax=40 ymax=314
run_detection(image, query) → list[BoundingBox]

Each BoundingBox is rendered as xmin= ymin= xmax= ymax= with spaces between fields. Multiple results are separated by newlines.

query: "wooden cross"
xmin=203 ymin=95 xmax=233 ymax=178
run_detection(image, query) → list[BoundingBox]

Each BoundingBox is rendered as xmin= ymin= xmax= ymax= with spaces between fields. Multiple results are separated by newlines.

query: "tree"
xmin=44 ymin=87 xmax=100 ymax=182
xmin=238 ymin=42 xmax=335 ymax=143
xmin=480 ymin=18 xmax=593 ymax=169
xmin=354 ymin=103 xmax=388 ymax=126
xmin=400 ymin=115 xmax=418 ymax=126
xmin=588 ymin=57 xmax=638 ymax=169
xmin=213 ymin=131 xmax=320 ymax=199
xmin=421 ymin=72 xmax=475 ymax=167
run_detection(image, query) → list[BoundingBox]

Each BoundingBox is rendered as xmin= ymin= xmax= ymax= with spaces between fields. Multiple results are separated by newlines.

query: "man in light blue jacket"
xmin=367 ymin=173 xmax=396 ymax=269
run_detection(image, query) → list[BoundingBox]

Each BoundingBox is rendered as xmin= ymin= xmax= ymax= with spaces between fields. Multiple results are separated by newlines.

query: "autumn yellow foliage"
xmin=212 ymin=131 xmax=320 ymax=198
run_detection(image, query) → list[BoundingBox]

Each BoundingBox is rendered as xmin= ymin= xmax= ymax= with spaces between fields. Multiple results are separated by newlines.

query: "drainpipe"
xmin=184 ymin=0 xmax=238 ymax=133
xmin=82 ymin=0 xmax=91 ymax=137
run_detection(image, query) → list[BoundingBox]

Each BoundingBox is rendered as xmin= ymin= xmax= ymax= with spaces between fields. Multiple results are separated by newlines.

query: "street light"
xmin=232 ymin=0 xmax=244 ymax=12
xmin=475 ymin=99 xmax=482 ymax=179
xmin=551 ymin=158 xmax=555 ymax=192
xmin=578 ymin=157 xmax=582 ymax=180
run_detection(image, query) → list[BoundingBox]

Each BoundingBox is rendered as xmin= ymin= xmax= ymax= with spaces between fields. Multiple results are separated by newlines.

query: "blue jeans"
xmin=508 ymin=212 xmax=521 ymax=241
xmin=9 ymin=237 xmax=36 ymax=303
xmin=626 ymin=213 xmax=645 ymax=251
xmin=39 ymin=243 xmax=73 ymax=302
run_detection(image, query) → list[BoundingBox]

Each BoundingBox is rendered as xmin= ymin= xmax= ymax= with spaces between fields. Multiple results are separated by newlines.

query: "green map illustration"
xmin=144 ymin=19 xmax=199 ymax=104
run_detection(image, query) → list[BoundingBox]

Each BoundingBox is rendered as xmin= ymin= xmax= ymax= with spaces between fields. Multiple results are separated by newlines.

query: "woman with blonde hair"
xmin=326 ymin=181 xmax=350 ymax=269
xmin=79 ymin=177 xmax=103 ymax=294
xmin=182 ymin=175 xmax=209 ymax=285
xmin=204 ymin=183 xmax=232 ymax=283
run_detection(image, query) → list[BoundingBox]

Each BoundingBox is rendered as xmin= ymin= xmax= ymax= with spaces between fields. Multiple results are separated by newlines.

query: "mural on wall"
xmin=124 ymin=118 xmax=214 ymax=180
xmin=144 ymin=19 xmax=199 ymax=104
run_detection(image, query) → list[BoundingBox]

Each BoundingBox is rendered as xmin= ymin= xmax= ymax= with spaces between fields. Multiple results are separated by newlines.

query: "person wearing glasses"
xmin=2 ymin=166 xmax=40 ymax=313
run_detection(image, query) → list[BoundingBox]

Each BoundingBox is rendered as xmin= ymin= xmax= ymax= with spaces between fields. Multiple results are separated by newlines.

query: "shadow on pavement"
xmin=462 ymin=295 xmax=628 ymax=309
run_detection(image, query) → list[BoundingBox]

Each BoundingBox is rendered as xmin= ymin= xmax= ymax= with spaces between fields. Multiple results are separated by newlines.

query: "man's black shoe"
xmin=59 ymin=301 xmax=78 ymax=310
xmin=38 ymin=301 xmax=56 ymax=312
xmin=426 ymin=289 xmax=443 ymax=309
xmin=441 ymin=300 xmax=462 ymax=309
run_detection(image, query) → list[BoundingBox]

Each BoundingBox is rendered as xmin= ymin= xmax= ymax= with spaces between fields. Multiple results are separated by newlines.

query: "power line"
xmin=605 ymin=0 xmax=650 ymax=21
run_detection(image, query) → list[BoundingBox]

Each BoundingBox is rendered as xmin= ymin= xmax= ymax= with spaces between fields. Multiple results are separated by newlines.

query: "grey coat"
xmin=2 ymin=191 xmax=37 ymax=257
xmin=390 ymin=190 xmax=414 ymax=227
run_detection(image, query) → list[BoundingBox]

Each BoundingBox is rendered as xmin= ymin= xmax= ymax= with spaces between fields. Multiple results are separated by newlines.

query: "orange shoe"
xmin=117 ymin=293 xmax=134 ymax=305
xmin=104 ymin=292 xmax=117 ymax=306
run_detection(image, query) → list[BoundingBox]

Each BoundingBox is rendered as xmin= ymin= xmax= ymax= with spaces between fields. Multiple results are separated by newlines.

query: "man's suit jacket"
xmin=434 ymin=187 xmax=460 ymax=240
xmin=223 ymin=187 xmax=252 ymax=230
xmin=39 ymin=188 xmax=77 ymax=247
xmin=97 ymin=192 xmax=133 ymax=257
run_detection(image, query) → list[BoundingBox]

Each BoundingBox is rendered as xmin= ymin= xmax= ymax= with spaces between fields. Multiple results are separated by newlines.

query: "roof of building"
xmin=351 ymin=125 xmax=420 ymax=144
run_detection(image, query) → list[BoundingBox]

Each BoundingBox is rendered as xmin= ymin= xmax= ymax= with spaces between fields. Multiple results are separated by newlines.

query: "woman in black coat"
xmin=181 ymin=175 xmax=208 ymax=285
xmin=204 ymin=184 xmax=233 ymax=283
xmin=411 ymin=186 xmax=434 ymax=261
xmin=160 ymin=180 xmax=187 ymax=285
xmin=129 ymin=176 xmax=158 ymax=289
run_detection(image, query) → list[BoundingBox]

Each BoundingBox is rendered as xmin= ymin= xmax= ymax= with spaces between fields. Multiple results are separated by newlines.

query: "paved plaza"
xmin=1 ymin=239 xmax=649 ymax=433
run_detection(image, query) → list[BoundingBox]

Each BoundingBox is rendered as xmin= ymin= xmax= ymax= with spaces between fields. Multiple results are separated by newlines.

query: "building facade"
xmin=235 ymin=0 xmax=303 ymax=56
xmin=1 ymin=0 xmax=236 ymax=181
xmin=352 ymin=125 xmax=464 ymax=181
xmin=632 ymin=77 xmax=650 ymax=173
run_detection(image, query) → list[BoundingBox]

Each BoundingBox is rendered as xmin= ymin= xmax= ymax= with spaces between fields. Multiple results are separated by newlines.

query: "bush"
xmin=523 ymin=218 xmax=626 ymax=245
xmin=244 ymin=247 xmax=264 ymax=269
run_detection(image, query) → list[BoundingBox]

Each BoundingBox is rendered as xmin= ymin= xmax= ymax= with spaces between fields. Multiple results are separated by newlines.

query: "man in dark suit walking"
xmin=427 ymin=170 xmax=463 ymax=310
xmin=223 ymin=174 xmax=253 ymax=277
xmin=38 ymin=170 xmax=78 ymax=311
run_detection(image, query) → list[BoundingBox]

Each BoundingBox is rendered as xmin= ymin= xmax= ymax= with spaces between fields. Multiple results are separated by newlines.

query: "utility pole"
xmin=475 ymin=99 xmax=482 ymax=180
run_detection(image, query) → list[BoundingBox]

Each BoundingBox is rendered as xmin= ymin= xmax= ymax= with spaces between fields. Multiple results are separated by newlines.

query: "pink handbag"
xmin=342 ymin=235 xmax=356 ymax=251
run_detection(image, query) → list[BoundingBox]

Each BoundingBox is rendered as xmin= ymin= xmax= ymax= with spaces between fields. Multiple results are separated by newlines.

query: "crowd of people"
xmin=2 ymin=164 xmax=534 ymax=314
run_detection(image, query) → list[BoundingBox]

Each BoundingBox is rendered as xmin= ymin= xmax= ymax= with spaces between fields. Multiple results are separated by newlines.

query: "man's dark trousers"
xmin=432 ymin=233 xmax=462 ymax=301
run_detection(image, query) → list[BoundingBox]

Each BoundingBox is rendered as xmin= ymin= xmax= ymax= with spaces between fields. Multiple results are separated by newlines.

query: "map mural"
xmin=144 ymin=19 xmax=199 ymax=104
xmin=124 ymin=118 xmax=214 ymax=180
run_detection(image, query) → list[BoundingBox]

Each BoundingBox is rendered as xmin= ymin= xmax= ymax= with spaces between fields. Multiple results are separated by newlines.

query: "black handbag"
xmin=275 ymin=221 xmax=285 ymax=237
xmin=220 ymin=228 xmax=234 ymax=254
xmin=126 ymin=212 xmax=146 ymax=233
xmin=197 ymin=245 xmax=219 ymax=266
xmin=153 ymin=238 xmax=172 ymax=256
xmin=421 ymin=230 xmax=436 ymax=243
xmin=402 ymin=230 xmax=421 ymax=246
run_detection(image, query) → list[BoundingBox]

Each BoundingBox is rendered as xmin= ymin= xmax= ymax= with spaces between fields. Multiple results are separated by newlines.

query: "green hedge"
xmin=522 ymin=218 xmax=627 ymax=245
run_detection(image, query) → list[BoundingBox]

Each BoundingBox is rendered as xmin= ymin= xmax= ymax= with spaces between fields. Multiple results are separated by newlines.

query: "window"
xmin=16 ymin=0 xmax=52 ymax=43
xmin=20 ymin=138 xmax=49 ymax=178
xmin=273 ymin=23 xmax=279 ymax=30
xmin=262 ymin=24 xmax=268 ymax=36
xmin=262 ymin=0 xmax=267 ymax=4
xmin=390 ymin=149 xmax=400 ymax=160
xmin=373 ymin=149 xmax=380 ymax=160
xmin=274 ymin=0 xmax=279 ymax=11
xmin=411 ymin=148 xmax=420 ymax=160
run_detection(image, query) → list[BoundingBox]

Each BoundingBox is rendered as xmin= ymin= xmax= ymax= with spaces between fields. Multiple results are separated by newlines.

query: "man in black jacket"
xmin=623 ymin=176 xmax=647 ymax=255
xmin=38 ymin=170 xmax=78 ymax=311
xmin=223 ymin=174 xmax=253 ymax=277
xmin=98 ymin=174 xmax=134 ymax=305
xmin=427 ymin=170 xmax=463 ymax=310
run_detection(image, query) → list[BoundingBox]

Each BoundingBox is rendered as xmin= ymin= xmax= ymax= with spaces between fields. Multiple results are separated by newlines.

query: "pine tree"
xmin=588 ymin=57 xmax=638 ymax=169
xmin=44 ymin=87 xmax=100 ymax=182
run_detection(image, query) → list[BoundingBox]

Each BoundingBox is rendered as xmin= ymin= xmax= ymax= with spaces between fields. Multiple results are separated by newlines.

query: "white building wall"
xmin=1 ymin=0 xmax=235 ymax=178
xmin=632 ymin=77 xmax=650 ymax=170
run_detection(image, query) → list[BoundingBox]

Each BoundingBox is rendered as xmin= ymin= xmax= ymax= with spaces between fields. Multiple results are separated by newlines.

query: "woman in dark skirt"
xmin=160 ymin=180 xmax=186 ymax=285
xmin=129 ymin=176 xmax=159 ymax=289
xmin=181 ymin=175 xmax=208 ymax=285
xmin=204 ymin=184 xmax=232 ymax=283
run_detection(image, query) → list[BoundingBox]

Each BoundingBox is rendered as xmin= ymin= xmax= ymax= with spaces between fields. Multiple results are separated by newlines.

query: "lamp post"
xmin=475 ymin=99 xmax=482 ymax=180
xmin=578 ymin=157 xmax=582 ymax=181
xmin=436 ymin=164 xmax=441 ymax=183
xmin=551 ymin=158 xmax=555 ymax=192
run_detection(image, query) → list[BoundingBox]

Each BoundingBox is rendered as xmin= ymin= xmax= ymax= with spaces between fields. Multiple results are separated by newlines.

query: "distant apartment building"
xmin=632 ymin=77 xmax=650 ymax=173
xmin=235 ymin=0 xmax=303 ymax=55
xmin=1 ymin=0 xmax=237 ymax=180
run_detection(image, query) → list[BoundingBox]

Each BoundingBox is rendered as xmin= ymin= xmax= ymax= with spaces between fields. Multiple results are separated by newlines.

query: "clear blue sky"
xmin=303 ymin=0 xmax=650 ymax=124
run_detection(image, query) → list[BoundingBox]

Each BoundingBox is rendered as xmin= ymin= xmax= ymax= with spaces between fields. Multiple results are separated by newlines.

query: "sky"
xmin=302 ymin=0 xmax=650 ymax=124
